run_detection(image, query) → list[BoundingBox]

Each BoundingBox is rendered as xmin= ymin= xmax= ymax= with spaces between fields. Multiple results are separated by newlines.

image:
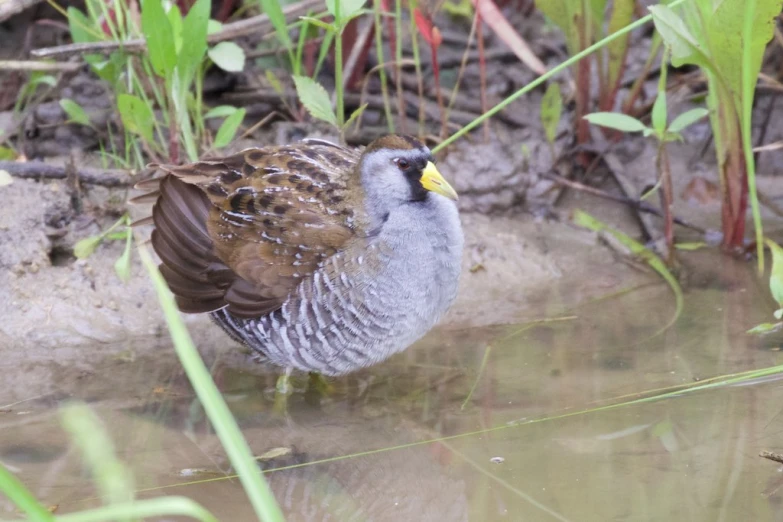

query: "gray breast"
xmin=211 ymin=196 xmax=463 ymax=375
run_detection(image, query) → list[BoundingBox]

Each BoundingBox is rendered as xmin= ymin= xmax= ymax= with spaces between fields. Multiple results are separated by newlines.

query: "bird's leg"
xmin=273 ymin=367 xmax=293 ymax=414
xmin=275 ymin=367 xmax=293 ymax=395
xmin=308 ymin=372 xmax=333 ymax=395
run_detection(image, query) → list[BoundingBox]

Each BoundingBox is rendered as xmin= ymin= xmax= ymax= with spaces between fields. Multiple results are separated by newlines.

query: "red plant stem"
xmin=574 ymin=20 xmax=591 ymax=166
xmin=168 ymin=102 xmax=179 ymax=163
xmin=476 ymin=0 xmax=489 ymax=141
xmin=714 ymin=87 xmax=748 ymax=250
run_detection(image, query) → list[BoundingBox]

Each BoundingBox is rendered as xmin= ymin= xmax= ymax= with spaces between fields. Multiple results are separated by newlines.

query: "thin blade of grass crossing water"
xmin=138 ymin=244 xmax=285 ymax=522
xmin=0 ymin=464 xmax=54 ymax=522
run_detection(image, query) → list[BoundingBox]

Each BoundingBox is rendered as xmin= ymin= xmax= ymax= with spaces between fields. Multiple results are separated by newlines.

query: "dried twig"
xmin=31 ymin=0 xmax=321 ymax=59
xmin=0 ymin=60 xmax=82 ymax=72
xmin=760 ymin=450 xmax=783 ymax=465
xmin=542 ymin=170 xmax=705 ymax=233
xmin=0 ymin=161 xmax=134 ymax=187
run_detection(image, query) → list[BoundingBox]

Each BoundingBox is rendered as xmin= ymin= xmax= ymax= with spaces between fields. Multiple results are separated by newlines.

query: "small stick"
xmin=760 ymin=450 xmax=783 ymax=465
xmin=0 ymin=60 xmax=81 ymax=72
xmin=542 ymin=171 xmax=706 ymax=233
xmin=0 ymin=161 xmax=134 ymax=187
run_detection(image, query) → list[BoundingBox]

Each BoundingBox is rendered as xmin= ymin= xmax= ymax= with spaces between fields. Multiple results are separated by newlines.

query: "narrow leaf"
xmin=326 ymin=0 xmax=367 ymax=23
xmin=60 ymin=99 xmax=91 ymax=126
xmin=114 ymin=229 xmax=133 ymax=282
xmin=470 ymin=0 xmax=546 ymax=75
xmin=648 ymin=5 xmax=713 ymax=71
xmin=74 ymin=235 xmax=103 ymax=259
xmin=292 ymin=75 xmax=337 ymax=127
xmin=141 ymin=0 xmax=177 ymax=78
xmin=208 ymin=41 xmax=246 ymax=72
xmin=747 ymin=322 xmax=783 ymax=335
xmin=204 ymin=105 xmax=238 ymax=119
xmin=214 ymin=108 xmax=246 ymax=148
xmin=583 ymin=112 xmax=648 ymax=133
xmin=668 ymin=108 xmax=709 ymax=134
xmin=177 ymin=0 xmax=210 ymax=86
xmin=258 ymin=0 xmax=293 ymax=49
xmin=651 ymin=90 xmax=667 ymax=136
xmin=265 ymin=70 xmax=284 ymax=95
xmin=540 ymin=82 xmax=563 ymax=145
xmin=117 ymin=93 xmax=155 ymax=143
xmin=765 ymin=238 xmax=783 ymax=309
xmin=344 ymin=103 xmax=368 ymax=129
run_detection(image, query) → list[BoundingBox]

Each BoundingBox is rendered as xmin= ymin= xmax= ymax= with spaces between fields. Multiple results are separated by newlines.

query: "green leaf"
xmin=168 ymin=4 xmax=184 ymax=53
xmin=540 ymin=82 xmax=562 ymax=145
xmin=0 ymin=170 xmax=12 ymax=187
xmin=648 ymin=5 xmax=713 ymax=71
xmin=265 ymin=69 xmax=284 ymax=95
xmin=114 ymin=229 xmax=132 ymax=283
xmin=344 ymin=102 xmax=368 ymax=130
xmin=117 ymin=93 xmax=155 ymax=143
xmin=325 ymin=0 xmax=367 ymax=24
xmin=60 ymin=99 xmax=91 ymax=126
xmin=668 ymin=107 xmax=709 ymax=134
xmin=214 ymin=108 xmax=246 ymax=148
xmin=67 ymin=7 xmax=95 ymax=44
xmin=674 ymin=241 xmax=707 ymax=251
xmin=651 ymin=90 xmax=667 ymax=137
xmin=766 ymin=238 xmax=783 ymax=310
xmin=74 ymin=235 xmax=103 ymax=259
xmin=177 ymin=0 xmax=210 ymax=87
xmin=292 ymin=75 xmax=337 ymax=127
xmin=0 ymin=146 xmax=17 ymax=161
xmin=29 ymin=73 xmax=56 ymax=88
xmin=141 ymin=0 xmax=177 ymax=78
xmin=583 ymin=112 xmax=647 ymax=133
xmin=747 ymin=322 xmax=783 ymax=335
xmin=204 ymin=105 xmax=238 ymax=118
xmin=207 ymin=19 xmax=223 ymax=34
xmin=207 ymin=41 xmax=246 ymax=72
xmin=299 ymin=16 xmax=336 ymax=32
xmin=258 ymin=0 xmax=293 ymax=50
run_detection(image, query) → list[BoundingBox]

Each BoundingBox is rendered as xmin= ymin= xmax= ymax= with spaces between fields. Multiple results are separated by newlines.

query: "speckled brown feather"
xmin=135 ymin=140 xmax=370 ymax=318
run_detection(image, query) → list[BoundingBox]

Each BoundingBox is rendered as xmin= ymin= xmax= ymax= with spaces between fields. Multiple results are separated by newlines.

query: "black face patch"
xmin=398 ymin=153 xmax=433 ymax=202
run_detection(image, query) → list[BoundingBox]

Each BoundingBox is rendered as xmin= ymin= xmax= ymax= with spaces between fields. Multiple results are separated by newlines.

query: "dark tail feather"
xmin=150 ymin=176 xmax=229 ymax=314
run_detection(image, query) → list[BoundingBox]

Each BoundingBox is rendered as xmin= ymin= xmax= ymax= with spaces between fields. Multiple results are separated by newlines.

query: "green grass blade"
xmin=52 ymin=497 xmax=217 ymax=522
xmin=59 ymin=403 xmax=136 ymax=507
xmin=138 ymin=245 xmax=285 ymax=522
xmin=0 ymin=464 xmax=54 ymax=522
xmin=432 ymin=0 xmax=687 ymax=153
xmin=743 ymin=0 xmax=764 ymax=272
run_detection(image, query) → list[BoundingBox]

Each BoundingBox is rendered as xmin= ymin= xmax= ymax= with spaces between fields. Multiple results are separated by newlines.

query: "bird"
xmin=133 ymin=134 xmax=464 ymax=376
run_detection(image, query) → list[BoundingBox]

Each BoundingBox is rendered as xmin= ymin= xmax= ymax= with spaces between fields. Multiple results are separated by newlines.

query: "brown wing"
xmin=136 ymin=141 xmax=364 ymax=318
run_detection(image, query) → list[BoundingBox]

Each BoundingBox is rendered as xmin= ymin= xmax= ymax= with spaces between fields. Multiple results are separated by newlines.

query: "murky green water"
xmin=3 ymin=254 xmax=783 ymax=521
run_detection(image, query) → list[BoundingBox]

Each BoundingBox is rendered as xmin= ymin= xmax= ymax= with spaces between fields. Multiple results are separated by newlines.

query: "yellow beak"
xmin=420 ymin=161 xmax=458 ymax=201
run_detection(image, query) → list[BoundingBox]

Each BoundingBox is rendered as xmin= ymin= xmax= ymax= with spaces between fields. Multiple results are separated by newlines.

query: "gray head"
xmin=358 ymin=135 xmax=458 ymax=224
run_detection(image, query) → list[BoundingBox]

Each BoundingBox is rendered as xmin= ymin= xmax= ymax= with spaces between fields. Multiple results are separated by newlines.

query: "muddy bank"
xmin=4 ymin=126 xmax=783 ymax=365
xmin=0 ymin=183 xmax=652 ymax=364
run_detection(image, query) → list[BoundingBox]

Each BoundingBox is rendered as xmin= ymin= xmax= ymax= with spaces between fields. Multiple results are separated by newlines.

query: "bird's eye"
xmin=395 ymin=158 xmax=411 ymax=171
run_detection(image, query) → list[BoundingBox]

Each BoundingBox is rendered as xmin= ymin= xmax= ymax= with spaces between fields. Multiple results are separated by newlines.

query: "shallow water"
xmin=3 ymin=254 xmax=783 ymax=521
